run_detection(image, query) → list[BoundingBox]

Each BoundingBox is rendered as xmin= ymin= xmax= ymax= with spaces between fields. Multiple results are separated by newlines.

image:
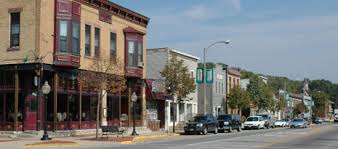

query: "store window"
xmin=10 ymin=12 xmax=20 ymax=48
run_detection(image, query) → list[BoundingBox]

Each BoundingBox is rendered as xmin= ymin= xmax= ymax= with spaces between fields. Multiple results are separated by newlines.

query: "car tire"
xmin=237 ymin=126 xmax=241 ymax=132
xmin=214 ymin=127 xmax=218 ymax=134
xmin=203 ymin=127 xmax=208 ymax=135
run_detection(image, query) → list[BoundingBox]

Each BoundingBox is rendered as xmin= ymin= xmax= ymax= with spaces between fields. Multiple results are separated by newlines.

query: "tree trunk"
xmin=96 ymin=93 xmax=102 ymax=140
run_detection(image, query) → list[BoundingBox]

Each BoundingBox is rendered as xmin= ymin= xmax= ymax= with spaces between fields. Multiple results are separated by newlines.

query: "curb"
xmin=120 ymin=133 xmax=180 ymax=144
xmin=23 ymin=140 xmax=80 ymax=148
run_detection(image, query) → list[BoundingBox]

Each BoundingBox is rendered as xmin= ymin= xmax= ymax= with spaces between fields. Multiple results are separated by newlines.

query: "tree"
xmin=247 ymin=75 xmax=274 ymax=111
xmin=160 ymin=55 xmax=196 ymax=100
xmin=293 ymin=103 xmax=308 ymax=118
xmin=311 ymin=91 xmax=329 ymax=117
xmin=276 ymin=96 xmax=287 ymax=113
xmin=227 ymin=86 xmax=251 ymax=116
xmin=78 ymin=58 xmax=126 ymax=139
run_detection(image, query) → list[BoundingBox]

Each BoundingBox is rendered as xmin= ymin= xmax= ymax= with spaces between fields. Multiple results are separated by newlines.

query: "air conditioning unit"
xmin=138 ymin=62 xmax=144 ymax=68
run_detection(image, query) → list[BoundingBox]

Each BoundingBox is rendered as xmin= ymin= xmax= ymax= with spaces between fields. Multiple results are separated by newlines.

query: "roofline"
xmin=147 ymin=48 xmax=200 ymax=60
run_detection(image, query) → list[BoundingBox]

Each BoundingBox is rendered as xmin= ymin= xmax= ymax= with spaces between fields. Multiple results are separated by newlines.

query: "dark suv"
xmin=184 ymin=114 xmax=218 ymax=135
xmin=217 ymin=114 xmax=241 ymax=133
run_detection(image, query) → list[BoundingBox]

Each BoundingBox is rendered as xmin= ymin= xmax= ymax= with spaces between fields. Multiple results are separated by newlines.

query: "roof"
xmin=228 ymin=67 xmax=241 ymax=77
xmin=147 ymin=48 xmax=200 ymax=60
xmin=75 ymin=0 xmax=149 ymax=27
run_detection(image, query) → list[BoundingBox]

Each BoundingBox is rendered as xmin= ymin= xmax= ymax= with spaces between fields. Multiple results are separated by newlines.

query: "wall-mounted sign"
xmin=206 ymin=69 xmax=213 ymax=84
xmin=99 ymin=10 xmax=112 ymax=24
xmin=196 ymin=68 xmax=203 ymax=84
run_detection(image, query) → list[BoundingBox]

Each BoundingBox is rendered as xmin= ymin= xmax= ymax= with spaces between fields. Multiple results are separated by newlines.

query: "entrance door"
xmin=24 ymin=95 xmax=43 ymax=131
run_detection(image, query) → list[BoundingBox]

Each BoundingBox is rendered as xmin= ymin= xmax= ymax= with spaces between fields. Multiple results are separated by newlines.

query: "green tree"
xmin=276 ymin=96 xmax=287 ymax=112
xmin=161 ymin=55 xmax=196 ymax=100
xmin=247 ymin=75 xmax=275 ymax=111
xmin=293 ymin=103 xmax=308 ymax=118
xmin=228 ymin=86 xmax=251 ymax=116
xmin=311 ymin=91 xmax=329 ymax=117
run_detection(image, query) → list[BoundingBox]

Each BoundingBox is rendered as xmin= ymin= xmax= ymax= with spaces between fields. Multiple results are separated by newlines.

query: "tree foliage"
xmin=311 ymin=91 xmax=329 ymax=117
xmin=161 ymin=55 xmax=196 ymax=100
xmin=247 ymin=75 xmax=275 ymax=111
xmin=78 ymin=58 xmax=126 ymax=139
xmin=227 ymin=85 xmax=251 ymax=115
xmin=276 ymin=96 xmax=287 ymax=112
xmin=293 ymin=103 xmax=309 ymax=117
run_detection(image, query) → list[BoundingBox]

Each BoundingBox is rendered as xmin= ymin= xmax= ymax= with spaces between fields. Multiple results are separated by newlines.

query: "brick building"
xmin=0 ymin=0 xmax=149 ymax=131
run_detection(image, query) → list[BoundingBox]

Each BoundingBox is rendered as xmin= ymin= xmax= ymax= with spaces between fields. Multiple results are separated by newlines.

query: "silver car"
xmin=290 ymin=118 xmax=307 ymax=128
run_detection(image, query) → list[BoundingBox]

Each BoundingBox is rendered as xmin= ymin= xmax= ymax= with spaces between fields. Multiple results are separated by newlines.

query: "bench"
xmin=101 ymin=126 xmax=124 ymax=139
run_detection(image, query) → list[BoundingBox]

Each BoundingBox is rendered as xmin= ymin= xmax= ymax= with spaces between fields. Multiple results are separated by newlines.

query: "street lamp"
xmin=131 ymin=92 xmax=138 ymax=136
xmin=172 ymin=93 xmax=177 ymax=133
xmin=41 ymin=81 xmax=51 ymax=141
xmin=203 ymin=41 xmax=230 ymax=114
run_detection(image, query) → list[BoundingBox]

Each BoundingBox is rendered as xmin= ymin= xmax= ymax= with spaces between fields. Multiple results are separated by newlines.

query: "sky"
xmin=111 ymin=0 xmax=338 ymax=83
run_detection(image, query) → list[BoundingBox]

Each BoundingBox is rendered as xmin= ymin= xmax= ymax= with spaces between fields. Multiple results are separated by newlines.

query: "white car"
xmin=274 ymin=120 xmax=286 ymax=127
xmin=244 ymin=116 xmax=265 ymax=130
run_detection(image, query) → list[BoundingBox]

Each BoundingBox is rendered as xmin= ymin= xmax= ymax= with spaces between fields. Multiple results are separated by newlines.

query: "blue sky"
xmin=112 ymin=0 xmax=338 ymax=83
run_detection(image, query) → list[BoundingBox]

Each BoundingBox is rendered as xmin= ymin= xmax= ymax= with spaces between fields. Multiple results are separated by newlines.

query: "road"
xmin=82 ymin=123 xmax=338 ymax=149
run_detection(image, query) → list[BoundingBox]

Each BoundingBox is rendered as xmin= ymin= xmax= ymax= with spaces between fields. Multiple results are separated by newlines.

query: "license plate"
xmin=190 ymin=129 xmax=194 ymax=131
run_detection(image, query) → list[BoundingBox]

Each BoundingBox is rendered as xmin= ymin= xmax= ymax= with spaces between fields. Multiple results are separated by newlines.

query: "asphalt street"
xmin=81 ymin=123 xmax=338 ymax=149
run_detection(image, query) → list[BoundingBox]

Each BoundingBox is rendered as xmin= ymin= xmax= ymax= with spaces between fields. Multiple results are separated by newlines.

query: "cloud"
xmin=184 ymin=5 xmax=209 ymax=20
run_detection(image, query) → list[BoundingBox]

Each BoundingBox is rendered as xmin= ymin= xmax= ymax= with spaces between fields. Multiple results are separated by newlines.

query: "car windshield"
xmin=217 ymin=115 xmax=231 ymax=121
xmin=194 ymin=116 xmax=207 ymax=122
xmin=292 ymin=119 xmax=304 ymax=122
xmin=247 ymin=117 xmax=258 ymax=121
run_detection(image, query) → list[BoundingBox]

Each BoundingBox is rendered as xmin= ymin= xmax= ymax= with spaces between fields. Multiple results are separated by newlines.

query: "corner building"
xmin=0 ymin=0 xmax=149 ymax=131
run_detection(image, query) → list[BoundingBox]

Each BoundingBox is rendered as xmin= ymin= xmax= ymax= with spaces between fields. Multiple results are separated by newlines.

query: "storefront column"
xmin=128 ymin=87 xmax=131 ymax=127
xmin=53 ymin=73 xmax=58 ymax=131
xmin=165 ymin=101 xmax=170 ymax=131
xmin=14 ymin=71 xmax=19 ymax=131
xmin=101 ymin=90 xmax=107 ymax=126
xmin=3 ymin=94 xmax=6 ymax=122
xmin=141 ymin=85 xmax=146 ymax=127
xmin=79 ymin=81 xmax=82 ymax=129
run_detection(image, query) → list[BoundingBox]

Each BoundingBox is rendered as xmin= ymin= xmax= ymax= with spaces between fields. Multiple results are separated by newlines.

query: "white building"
xmin=147 ymin=48 xmax=199 ymax=131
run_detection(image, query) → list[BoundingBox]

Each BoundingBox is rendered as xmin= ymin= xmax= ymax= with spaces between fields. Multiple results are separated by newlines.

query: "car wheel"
xmin=203 ymin=127 xmax=208 ymax=135
xmin=237 ymin=126 xmax=241 ymax=132
xmin=214 ymin=127 xmax=218 ymax=134
xmin=257 ymin=125 xmax=260 ymax=130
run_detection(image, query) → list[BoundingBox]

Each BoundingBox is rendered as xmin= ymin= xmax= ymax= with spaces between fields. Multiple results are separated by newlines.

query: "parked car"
xmin=312 ymin=117 xmax=323 ymax=124
xmin=184 ymin=114 xmax=219 ymax=135
xmin=217 ymin=114 xmax=241 ymax=133
xmin=290 ymin=118 xmax=307 ymax=128
xmin=243 ymin=116 xmax=265 ymax=130
xmin=274 ymin=120 xmax=287 ymax=127
xmin=283 ymin=119 xmax=291 ymax=127
xmin=257 ymin=114 xmax=275 ymax=129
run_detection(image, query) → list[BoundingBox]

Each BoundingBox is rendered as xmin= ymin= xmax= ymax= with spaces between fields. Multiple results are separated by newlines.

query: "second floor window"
xmin=110 ymin=32 xmax=116 ymax=59
xmin=128 ymin=41 xmax=135 ymax=66
xmin=85 ymin=25 xmax=91 ymax=56
xmin=95 ymin=28 xmax=100 ymax=57
xmin=10 ymin=12 xmax=20 ymax=48
xmin=58 ymin=20 xmax=68 ymax=52
xmin=72 ymin=22 xmax=80 ymax=55
xmin=137 ymin=42 xmax=143 ymax=64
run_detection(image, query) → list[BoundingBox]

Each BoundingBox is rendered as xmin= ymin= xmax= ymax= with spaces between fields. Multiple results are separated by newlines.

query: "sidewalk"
xmin=0 ymin=131 xmax=180 ymax=148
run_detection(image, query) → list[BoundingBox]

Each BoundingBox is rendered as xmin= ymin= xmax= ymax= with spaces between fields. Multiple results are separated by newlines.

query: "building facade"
xmin=226 ymin=67 xmax=241 ymax=114
xmin=146 ymin=48 xmax=199 ymax=130
xmin=0 ymin=0 xmax=149 ymax=131
xmin=197 ymin=63 xmax=227 ymax=116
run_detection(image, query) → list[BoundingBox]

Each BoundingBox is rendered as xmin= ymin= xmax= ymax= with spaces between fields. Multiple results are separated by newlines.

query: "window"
xmin=58 ymin=20 xmax=68 ymax=52
xmin=10 ymin=12 xmax=20 ymax=48
xmin=126 ymin=39 xmax=143 ymax=67
xmin=190 ymin=70 xmax=194 ymax=78
xmin=110 ymin=32 xmax=116 ymax=59
xmin=229 ymin=77 xmax=232 ymax=90
xmin=221 ymin=83 xmax=224 ymax=94
xmin=215 ymin=81 xmax=218 ymax=93
xmin=85 ymin=25 xmax=91 ymax=56
xmin=128 ymin=41 xmax=135 ymax=66
xmin=137 ymin=42 xmax=143 ymax=64
xmin=72 ymin=22 xmax=80 ymax=55
xmin=94 ymin=28 xmax=100 ymax=57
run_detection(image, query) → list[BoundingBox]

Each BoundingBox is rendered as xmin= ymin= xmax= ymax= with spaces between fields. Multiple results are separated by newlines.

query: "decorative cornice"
xmin=74 ymin=0 xmax=149 ymax=27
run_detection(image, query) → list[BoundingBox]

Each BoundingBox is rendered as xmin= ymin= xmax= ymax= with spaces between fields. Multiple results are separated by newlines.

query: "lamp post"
xmin=172 ymin=93 xmax=177 ymax=133
xmin=131 ymin=92 xmax=138 ymax=136
xmin=203 ymin=40 xmax=230 ymax=114
xmin=41 ymin=81 xmax=51 ymax=141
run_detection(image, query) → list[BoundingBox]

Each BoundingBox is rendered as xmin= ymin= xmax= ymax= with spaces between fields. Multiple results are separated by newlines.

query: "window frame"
xmin=94 ymin=27 xmax=100 ymax=58
xmin=110 ymin=32 xmax=116 ymax=59
xmin=85 ymin=24 xmax=91 ymax=56
xmin=10 ymin=12 xmax=20 ymax=49
xmin=58 ymin=20 xmax=69 ymax=53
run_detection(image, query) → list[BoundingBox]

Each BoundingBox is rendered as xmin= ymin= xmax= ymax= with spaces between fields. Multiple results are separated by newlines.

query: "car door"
xmin=207 ymin=116 xmax=214 ymax=131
